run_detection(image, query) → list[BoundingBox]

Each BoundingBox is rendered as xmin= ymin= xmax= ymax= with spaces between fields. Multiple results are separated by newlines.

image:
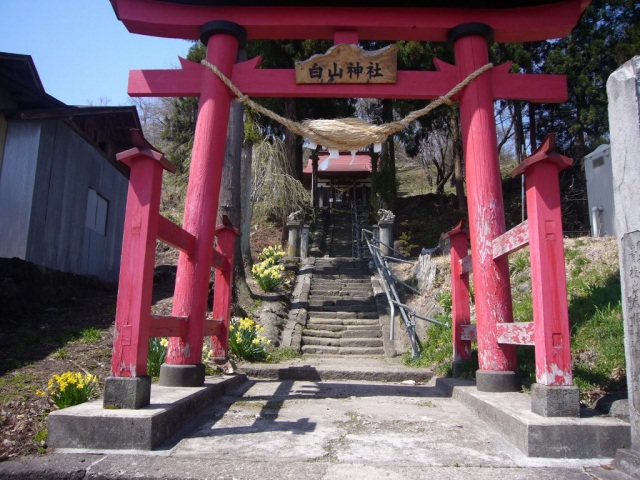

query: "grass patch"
xmin=79 ymin=327 xmax=103 ymax=344
xmin=403 ymin=315 xmax=453 ymax=376
xmin=0 ymin=371 xmax=40 ymax=404
xmin=404 ymin=237 xmax=626 ymax=403
xmin=265 ymin=347 xmax=302 ymax=363
xmin=52 ymin=347 xmax=68 ymax=360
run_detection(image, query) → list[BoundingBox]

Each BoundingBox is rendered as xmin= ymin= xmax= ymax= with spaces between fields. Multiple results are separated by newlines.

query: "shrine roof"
xmin=303 ymin=152 xmax=372 ymax=175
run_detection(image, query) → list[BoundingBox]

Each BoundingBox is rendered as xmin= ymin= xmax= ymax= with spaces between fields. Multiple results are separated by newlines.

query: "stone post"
xmin=378 ymin=209 xmax=395 ymax=257
xmin=608 ymin=55 xmax=640 ymax=477
xmin=287 ymin=210 xmax=303 ymax=258
xmin=301 ymin=224 xmax=310 ymax=259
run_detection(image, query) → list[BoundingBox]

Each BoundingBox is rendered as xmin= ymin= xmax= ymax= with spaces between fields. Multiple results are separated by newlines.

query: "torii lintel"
xmin=110 ymin=0 xmax=589 ymax=44
xmin=128 ymin=56 xmax=567 ymax=103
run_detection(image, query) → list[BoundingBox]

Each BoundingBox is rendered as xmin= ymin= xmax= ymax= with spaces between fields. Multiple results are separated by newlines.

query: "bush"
xmin=37 ymin=372 xmax=98 ymax=409
xmin=229 ymin=317 xmax=271 ymax=362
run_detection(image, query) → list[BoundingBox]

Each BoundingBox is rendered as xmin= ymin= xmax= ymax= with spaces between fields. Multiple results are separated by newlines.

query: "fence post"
xmin=512 ymin=133 xmax=579 ymax=417
xmin=445 ymin=221 xmax=472 ymax=377
xmin=105 ymin=142 xmax=175 ymax=409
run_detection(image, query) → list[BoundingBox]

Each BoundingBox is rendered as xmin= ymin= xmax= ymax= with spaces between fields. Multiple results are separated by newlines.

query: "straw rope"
xmin=201 ymin=58 xmax=493 ymax=151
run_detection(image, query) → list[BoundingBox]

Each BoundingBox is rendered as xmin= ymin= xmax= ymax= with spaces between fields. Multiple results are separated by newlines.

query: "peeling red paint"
xmin=496 ymin=322 xmax=534 ymax=345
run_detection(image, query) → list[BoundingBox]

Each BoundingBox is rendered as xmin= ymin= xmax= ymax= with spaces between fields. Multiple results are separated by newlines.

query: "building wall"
xmin=584 ymin=144 xmax=615 ymax=237
xmin=0 ymin=119 xmax=127 ymax=283
xmin=0 ymin=121 xmax=40 ymax=259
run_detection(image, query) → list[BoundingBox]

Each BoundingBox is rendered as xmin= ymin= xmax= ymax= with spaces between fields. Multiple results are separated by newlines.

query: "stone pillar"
xmin=301 ymin=224 xmax=310 ymax=259
xmin=287 ymin=211 xmax=303 ymax=258
xmin=378 ymin=209 xmax=395 ymax=257
xmin=608 ymin=55 xmax=640 ymax=477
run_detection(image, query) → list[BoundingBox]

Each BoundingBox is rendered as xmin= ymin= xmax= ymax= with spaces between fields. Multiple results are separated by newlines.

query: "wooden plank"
xmin=149 ymin=315 xmax=188 ymax=338
xmin=496 ymin=322 xmax=535 ymax=345
xmin=295 ymin=44 xmax=397 ymax=84
xmin=157 ymin=215 xmax=196 ymax=255
xmin=203 ymin=319 xmax=224 ymax=337
xmin=460 ymin=255 xmax=472 ymax=275
xmin=492 ymin=220 xmax=529 ymax=260
xmin=460 ymin=324 xmax=477 ymax=342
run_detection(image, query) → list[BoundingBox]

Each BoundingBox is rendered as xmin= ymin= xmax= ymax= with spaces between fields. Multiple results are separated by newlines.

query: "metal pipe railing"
xmin=361 ymin=228 xmax=422 ymax=358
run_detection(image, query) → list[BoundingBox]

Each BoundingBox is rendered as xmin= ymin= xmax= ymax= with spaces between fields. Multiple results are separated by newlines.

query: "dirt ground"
xmin=0 ymin=222 xmax=285 ymax=462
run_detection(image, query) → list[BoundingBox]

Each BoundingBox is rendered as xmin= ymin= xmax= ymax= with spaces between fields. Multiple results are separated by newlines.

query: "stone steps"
xmin=302 ymin=218 xmax=384 ymax=356
xmin=301 ymin=345 xmax=385 ymax=356
xmin=304 ymin=327 xmax=380 ymax=337
xmin=307 ymin=317 xmax=380 ymax=326
xmin=309 ymin=311 xmax=379 ymax=319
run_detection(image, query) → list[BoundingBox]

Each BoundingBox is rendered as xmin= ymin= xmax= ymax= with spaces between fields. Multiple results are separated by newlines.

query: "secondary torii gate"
xmin=107 ymin=0 xmax=589 ymax=410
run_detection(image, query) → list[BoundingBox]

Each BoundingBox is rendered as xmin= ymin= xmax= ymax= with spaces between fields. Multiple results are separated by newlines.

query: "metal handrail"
xmin=361 ymin=228 xmax=450 ymax=358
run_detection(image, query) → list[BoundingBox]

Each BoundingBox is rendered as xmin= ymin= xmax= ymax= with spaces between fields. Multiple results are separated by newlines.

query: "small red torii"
xmin=106 ymin=0 xmax=589 ymax=412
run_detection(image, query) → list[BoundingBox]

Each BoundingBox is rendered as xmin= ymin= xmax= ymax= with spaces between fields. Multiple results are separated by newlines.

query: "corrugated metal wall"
xmin=584 ymin=144 xmax=615 ymax=237
xmin=0 ymin=119 xmax=127 ymax=283
xmin=0 ymin=122 xmax=40 ymax=259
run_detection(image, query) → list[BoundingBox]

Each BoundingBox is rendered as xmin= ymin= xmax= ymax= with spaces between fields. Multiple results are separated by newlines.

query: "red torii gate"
xmin=106 ymin=0 xmax=589 ymax=411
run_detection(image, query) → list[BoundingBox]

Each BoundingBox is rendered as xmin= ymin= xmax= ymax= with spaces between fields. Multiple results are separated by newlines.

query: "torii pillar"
xmin=159 ymin=21 xmax=246 ymax=387
xmin=450 ymin=24 xmax=518 ymax=391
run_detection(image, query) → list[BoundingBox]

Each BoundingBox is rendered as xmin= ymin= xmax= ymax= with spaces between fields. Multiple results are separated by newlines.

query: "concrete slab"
xmin=47 ymin=374 xmax=247 ymax=450
xmin=1 ymin=356 xmax=634 ymax=479
xmin=2 ymin=376 xmax=627 ymax=480
xmin=437 ymin=378 xmax=631 ymax=458
xmin=238 ymin=355 xmax=435 ymax=382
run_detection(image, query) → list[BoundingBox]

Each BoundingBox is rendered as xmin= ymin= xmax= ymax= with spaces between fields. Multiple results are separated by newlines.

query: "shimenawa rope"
xmin=201 ymin=58 xmax=493 ymax=151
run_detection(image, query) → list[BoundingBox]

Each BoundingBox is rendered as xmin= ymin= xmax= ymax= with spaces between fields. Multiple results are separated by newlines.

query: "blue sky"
xmin=1 ymin=1 xmax=192 ymax=106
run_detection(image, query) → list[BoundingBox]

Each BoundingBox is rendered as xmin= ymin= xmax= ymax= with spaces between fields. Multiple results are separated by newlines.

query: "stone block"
xmin=476 ymin=369 xmax=520 ymax=392
xmin=530 ymin=383 xmax=580 ymax=417
xmin=103 ymin=375 xmax=151 ymax=409
xmin=158 ymin=363 xmax=205 ymax=387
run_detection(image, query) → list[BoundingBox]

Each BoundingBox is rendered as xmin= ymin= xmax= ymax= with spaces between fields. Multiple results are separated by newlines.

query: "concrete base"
xmin=615 ymin=448 xmax=640 ymax=477
xmin=48 ymin=374 xmax=247 ymax=450
xmin=531 ymin=383 xmax=580 ymax=417
xmin=476 ymin=369 xmax=520 ymax=392
xmin=158 ymin=363 xmax=205 ymax=387
xmin=103 ymin=375 xmax=151 ymax=409
xmin=452 ymin=361 xmax=471 ymax=379
xmin=437 ymin=378 xmax=630 ymax=458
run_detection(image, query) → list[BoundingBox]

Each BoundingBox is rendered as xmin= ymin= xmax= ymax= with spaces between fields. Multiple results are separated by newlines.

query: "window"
xmin=592 ymin=157 xmax=605 ymax=169
xmin=85 ymin=188 xmax=108 ymax=236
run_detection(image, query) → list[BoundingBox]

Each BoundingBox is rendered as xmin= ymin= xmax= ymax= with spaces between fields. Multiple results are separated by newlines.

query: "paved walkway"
xmin=0 ymin=356 xmax=632 ymax=479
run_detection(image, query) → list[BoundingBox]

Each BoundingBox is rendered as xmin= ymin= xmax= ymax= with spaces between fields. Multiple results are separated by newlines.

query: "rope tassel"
xmin=201 ymin=59 xmax=493 ymax=151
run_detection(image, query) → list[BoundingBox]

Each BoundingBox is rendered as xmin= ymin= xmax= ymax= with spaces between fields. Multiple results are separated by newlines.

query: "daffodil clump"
xmin=229 ymin=317 xmax=271 ymax=362
xmin=37 ymin=372 xmax=98 ymax=409
xmin=147 ymin=337 xmax=168 ymax=377
xmin=258 ymin=244 xmax=286 ymax=263
xmin=252 ymin=245 xmax=286 ymax=292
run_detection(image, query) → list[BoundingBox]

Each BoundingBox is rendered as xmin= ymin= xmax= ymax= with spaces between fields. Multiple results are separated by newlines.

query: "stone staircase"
xmin=301 ymin=257 xmax=385 ymax=356
xmin=328 ymin=208 xmax=354 ymax=258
